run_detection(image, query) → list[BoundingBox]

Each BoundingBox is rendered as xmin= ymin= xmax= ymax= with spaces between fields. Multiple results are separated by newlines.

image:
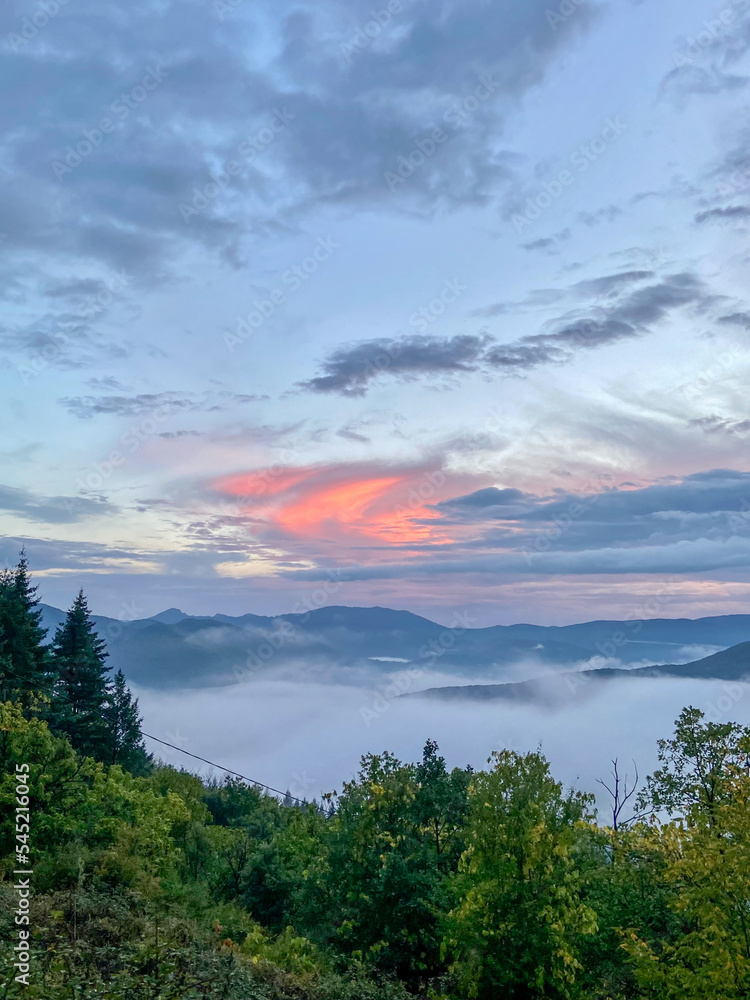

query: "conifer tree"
xmin=50 ymin=589 xmax=112 ymax=758
xmin=106 ymin=669 xmax=153 ymax=774
xmin=0 ymin=549 xmax=50 ymax=704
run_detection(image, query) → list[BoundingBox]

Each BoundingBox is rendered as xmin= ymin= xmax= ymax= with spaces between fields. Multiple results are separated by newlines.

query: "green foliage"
xmin=106 ymin=669 xmax=153 ymax=774
xmin=0 ymin=701 xmax=186 ymax=891
xmin=637 ymin=705 xmax=750 ymax=820
xmin=0 ymin=550 xmax=50 ymax=705
xmin=444 ymin=749 xmax=597 ymax=999
xmin=5 ymin=696 xmax=750 ymax=999
xmin=49 ymin=589 xmax=112 ymax=759
xmin=622 ymin=711 xmax=750 ymax=999
xmin=309 ymin=744 xmax=471 ymax=990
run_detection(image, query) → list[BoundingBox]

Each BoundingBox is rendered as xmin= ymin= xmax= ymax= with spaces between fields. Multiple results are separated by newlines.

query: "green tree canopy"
xmin=0 ymin=549 xmax=50 ymax=705
xmin=638 ymin=705 xmax=750 ymax=820
xmin=445 ymin=749 xmax=598 ymax=1000
xmin=106 ymin=668 xmax=153 ymax=774
xmin=50 ymin=589 xmax=112 ymax=759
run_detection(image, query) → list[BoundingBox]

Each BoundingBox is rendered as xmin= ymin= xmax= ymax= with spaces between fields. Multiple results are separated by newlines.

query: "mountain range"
xmin=414 ymin=641 xmax=750 ymax=703
xmin=39 ymin=604 xmax=750 ymax=691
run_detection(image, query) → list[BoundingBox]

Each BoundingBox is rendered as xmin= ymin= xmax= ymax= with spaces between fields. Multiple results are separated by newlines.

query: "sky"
xmin=2 ymin=0 xmax=750 ymax=625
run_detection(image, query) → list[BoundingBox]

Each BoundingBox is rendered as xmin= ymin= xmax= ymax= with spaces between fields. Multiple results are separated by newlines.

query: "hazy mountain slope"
xmin=415 ymin=642 xmax=750 ymax=703
xmin=37 ymin=604 xmax=750 ymax=690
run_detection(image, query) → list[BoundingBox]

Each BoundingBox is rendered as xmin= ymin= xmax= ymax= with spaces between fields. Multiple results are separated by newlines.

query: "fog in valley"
xmin=135 ymin=666 xmax=750 ymax=814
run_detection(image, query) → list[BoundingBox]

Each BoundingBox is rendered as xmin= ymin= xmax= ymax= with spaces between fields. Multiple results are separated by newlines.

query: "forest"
xmin=2 ymin=552 xmax=750 ymax=999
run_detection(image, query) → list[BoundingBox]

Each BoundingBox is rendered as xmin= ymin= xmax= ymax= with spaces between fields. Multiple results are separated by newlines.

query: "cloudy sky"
xmin=2 ymin=0 xmax=750 ymax=624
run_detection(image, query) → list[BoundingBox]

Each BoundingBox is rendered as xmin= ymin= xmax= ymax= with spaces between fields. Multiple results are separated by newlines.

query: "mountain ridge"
xmin=413 ymin=641 xmax=750 ymax=704
xmin=37 ymin=604 xmax=750 ymax=690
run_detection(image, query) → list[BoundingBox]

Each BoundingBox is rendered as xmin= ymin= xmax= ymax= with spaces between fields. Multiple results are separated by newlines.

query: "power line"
xmin=141 ymin=731 xmax=307 ymax=806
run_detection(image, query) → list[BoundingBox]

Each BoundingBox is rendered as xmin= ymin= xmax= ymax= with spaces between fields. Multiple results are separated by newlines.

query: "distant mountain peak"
xmin=151 ymin=608 xmax=189 ymax=624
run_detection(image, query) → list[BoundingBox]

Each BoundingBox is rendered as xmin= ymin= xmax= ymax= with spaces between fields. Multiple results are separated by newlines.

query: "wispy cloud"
xmin=301 ymin=272 xmax=708 ymax=395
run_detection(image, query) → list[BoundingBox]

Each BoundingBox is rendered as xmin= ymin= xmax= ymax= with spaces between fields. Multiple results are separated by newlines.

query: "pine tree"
xmin=50 ymin=589 xmax=112 ymax=758
xmin=106 ymin=669 xmax=153 ymax=774
xmin=0 ymin=549 xmax=50 ymax=705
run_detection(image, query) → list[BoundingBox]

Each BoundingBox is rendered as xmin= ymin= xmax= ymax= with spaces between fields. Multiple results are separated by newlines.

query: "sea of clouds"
xmin=135 ymin=668 xmax=750 ymax=814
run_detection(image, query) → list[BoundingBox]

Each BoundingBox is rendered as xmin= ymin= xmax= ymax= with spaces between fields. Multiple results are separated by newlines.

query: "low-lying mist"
xmin=134 ymin=665 xmax=750 ymax=813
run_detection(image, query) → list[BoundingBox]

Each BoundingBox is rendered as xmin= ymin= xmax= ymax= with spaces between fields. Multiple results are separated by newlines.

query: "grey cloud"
xmin=471 ymin=302 xmax=511 ymax=318
xmin=0 ymin=322 xmax=133 ymax=379
xmin=444 ymin=470 xmax=750 ymax=525
xmin=658 ymin=13 xmax=750 ymax=106
xmin=157 ymin=430 xmax=204 ymax=439
xmin=0 ymin=485 xmax=115 ymax=524
xmin=336 ymin=424 xmax=371 ymax=443
xmin=302 ymin=272 xmax=707 ymax=395
xmin=520 ymin=228 xmax=571 ymax=253
xmin=660 ymin=65 xmax=748 ymax=106
xmin=482 ymin=340 xmax=563 ymax=369
xmin=690 ymin=416 xmax=750 ymax=435
xmin=695 ymin=205 xmax=750 ymax=223
xmin=300 ymin=334 xmax=491 ymax=396
xmin=0 ymin=0 xmax=598 ymax=315
xmin=442 ymin=487 xmax=528 ymax=508
xmin=0 ymin=536 xmax=156 ymax=575
xmin=281 ymin=537 xmax=750 ymax=581
xmin=521 ymin=237 xmax=557 ymax=251
xmin=446 ymin=469 xmax=750 ymax=556
xmin=44 ymin=277 xmax=124 ymax=302
xmin=59 ymin=390 xmax=266 ymax=418
xmin=86 ymin=376 xmax=130 ymax=391
xmin=570 ymin=270 xmax=653 ymax=297
xmin=577 ymin=205 xmax=622 ymax=226
xmin=608 ymin=271 xmax=703 ymax=324
xmin=471 ymin=288 xmax=568 ymax=319
xmin=719 ymin=311 xmax=750 ymax=328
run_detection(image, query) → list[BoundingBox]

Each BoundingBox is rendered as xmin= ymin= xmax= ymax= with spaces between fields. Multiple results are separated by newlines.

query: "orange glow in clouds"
xmin=212 ymin=466 xmax=454 ymax=546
